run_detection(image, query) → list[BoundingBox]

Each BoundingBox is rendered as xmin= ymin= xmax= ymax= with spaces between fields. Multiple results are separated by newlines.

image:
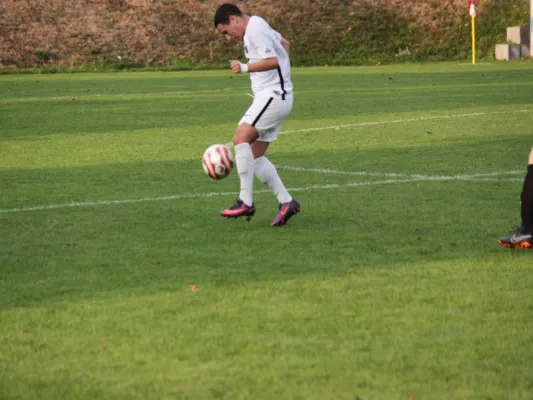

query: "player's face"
xmin=216 ymin=16 xmax=243 ymax=40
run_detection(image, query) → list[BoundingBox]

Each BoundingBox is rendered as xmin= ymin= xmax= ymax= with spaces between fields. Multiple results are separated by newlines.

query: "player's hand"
xmin=229 ymin=60 xmax=248 ymax=74
xmin=229 ymin=60 xmax=241 ymax=73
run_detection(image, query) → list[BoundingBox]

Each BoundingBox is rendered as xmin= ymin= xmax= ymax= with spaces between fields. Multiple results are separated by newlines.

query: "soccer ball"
xmin=202 ymin=144 xmax=234 ymax=180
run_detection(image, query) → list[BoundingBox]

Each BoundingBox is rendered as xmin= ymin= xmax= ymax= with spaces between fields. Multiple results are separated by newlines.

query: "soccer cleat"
xmin=220 ymin=198 xmax=256 ymax=222
xmin=498 ymin=228 xmax=533 ymax=249
xmin=271 ymin=198 xmax=300 ymax=227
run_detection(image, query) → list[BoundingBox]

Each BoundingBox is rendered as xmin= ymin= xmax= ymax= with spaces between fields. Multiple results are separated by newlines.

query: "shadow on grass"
xmin=0 ymin=136 xmax=530 ymax=308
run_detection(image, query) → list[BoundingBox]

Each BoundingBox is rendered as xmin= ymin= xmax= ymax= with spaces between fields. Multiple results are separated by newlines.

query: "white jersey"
xmin=243 ymin=16 xmax=293 ymax=99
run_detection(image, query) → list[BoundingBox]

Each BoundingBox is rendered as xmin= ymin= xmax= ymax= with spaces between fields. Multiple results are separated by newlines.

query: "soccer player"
xmin=498 ymin=148 xmax=533 ymax=248
xmin=214 ymin=3 xmax=300 ymax=227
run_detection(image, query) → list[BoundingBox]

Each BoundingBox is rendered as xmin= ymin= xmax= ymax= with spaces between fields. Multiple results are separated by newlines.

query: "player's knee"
xmin=233 ymin=124 xmax=257 ymax=145
xmin=232 ymin=136 xmax=245 ymax=146
xmin=529 ymin=148 xmax=533 ymax=165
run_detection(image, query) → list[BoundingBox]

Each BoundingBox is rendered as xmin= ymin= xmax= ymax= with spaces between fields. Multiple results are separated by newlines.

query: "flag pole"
xmin=469 ymin=0 xmax=476 ymax=65
xmin=471 ymin=14 xmax=476 ymax=64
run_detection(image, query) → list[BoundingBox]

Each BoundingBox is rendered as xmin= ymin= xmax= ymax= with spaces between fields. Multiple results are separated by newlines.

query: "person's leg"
xmin=232 ymin=123 xmax=258 ymax=207
xmin=521 ymin=148 xmax=533 ymax=232
xmin=252 ymin=140 xmax=300 ymax=227
xmin=250 ymin=95 xmax=299 ymax=227
xmin=222 ymin=95 xmax=300 ymax=225
xmin=252 ymin=141 xmax=293 ymax=205
xmin=220 ymin=123 xmax=258 ymax=220
xmin=221 ymin=95 xmax=273 ymax=220
xmin=498 ymin=147 xmax=533 ymax=248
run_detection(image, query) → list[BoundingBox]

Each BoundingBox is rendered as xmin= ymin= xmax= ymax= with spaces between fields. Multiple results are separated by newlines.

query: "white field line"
xmin=1 ymin=87 xmax=246 ymax=103
xmin=277 ymin=165 xmax=524 ymax=180
xmin=223 ymin=108 xmax=533 ymax=147
xmin=277 ymin=109 xmax=533 ymax=136
xmin=161 ymin=88 xmax=237 ymax=95
xmin=0 ymin=172 xmax=522 ymax=214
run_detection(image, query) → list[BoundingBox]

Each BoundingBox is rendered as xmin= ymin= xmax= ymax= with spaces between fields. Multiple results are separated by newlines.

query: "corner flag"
xmin=469 ymin=0 xmax=476 ymax=64
xmin=469 ymin=0 xmax=476 ymax=17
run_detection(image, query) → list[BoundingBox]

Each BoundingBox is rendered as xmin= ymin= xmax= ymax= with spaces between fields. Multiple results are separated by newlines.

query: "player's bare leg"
xmin=220 ymin=123 xmax=258 ymax=221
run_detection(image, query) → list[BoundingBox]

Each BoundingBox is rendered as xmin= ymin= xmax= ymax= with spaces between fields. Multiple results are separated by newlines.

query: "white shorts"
xmin=239 ymin=93 xmax=293 ymax=142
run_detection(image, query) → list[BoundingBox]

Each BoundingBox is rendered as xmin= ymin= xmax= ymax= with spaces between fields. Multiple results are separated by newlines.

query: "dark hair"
xmin=214 ymin=3 xmax=243 ymax=27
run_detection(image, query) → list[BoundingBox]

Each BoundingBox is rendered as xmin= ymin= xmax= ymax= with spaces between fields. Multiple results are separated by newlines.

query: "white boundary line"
xmin=5 ymin=106 xmax=531 ymax=143
xmin=0 ymin=171 xmax=522 ymax=214
xmin=0 ymin=87 xmax=248 ymax=103
xmin=2 ymin=105 xmax=529 ymax=214
xmin=278 ymin=109 xmax=533 ymax=136
xmin=224 ymin=108 xmax=533 ymax=147
xmin=277 ymin=165 xmax=524 ymax=180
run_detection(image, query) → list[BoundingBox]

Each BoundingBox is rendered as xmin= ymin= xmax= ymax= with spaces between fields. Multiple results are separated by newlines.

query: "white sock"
xmin=234 ymin=143 xmax=255 ymax=206
xmin=254 ymin=156 xmax=292 ymax=204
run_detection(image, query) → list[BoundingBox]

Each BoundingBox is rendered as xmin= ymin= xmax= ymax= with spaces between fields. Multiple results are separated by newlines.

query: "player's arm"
xmin=229 ymin=27 xmax=287 ymax=74
xmin=229 ymin=58 xmax=278 ymax=74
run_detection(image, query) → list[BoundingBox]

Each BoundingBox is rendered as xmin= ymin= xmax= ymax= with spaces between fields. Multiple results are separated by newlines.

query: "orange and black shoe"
xmin=220 ymin=198 xmax=256 ymax=222
xmin=498 ymin=228 xmax=533 ymax=249
xmin=271 ymin=198 xmax=300 ymax=227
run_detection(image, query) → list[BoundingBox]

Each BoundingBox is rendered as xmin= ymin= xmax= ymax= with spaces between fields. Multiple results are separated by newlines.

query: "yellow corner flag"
xmin=469 ymin=0 xmax=476 ymax=64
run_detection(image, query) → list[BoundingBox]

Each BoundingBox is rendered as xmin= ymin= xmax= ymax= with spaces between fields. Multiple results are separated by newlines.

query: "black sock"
xmin=520 ymin=164 xmax=533 ymax=233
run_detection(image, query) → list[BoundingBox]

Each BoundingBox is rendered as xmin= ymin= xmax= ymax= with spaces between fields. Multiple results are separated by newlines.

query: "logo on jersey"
xmin=244 ymin=45 xmax=249 ymax=55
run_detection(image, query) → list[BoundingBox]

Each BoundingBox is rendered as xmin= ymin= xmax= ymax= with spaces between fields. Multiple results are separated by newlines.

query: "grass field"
xmin=1 ymin=62 xmax=533 ymax=400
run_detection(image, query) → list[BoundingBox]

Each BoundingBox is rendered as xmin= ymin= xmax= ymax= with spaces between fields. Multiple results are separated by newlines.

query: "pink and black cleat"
xmin=271 ymin=199 xmax=300 ymax=227
xmin=220 ymin=198 xmax=256 ymax=222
